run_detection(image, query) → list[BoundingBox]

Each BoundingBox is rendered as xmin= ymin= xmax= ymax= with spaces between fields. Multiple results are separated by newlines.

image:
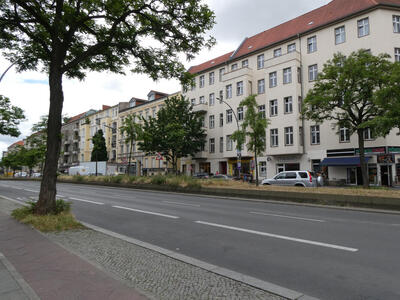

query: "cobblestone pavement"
xmin=46 ymin=229 xmax=285 ymax=300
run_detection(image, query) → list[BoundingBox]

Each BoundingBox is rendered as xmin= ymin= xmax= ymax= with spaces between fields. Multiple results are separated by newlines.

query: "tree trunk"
xmin=254 ymin=151 xmax=259 ymax=186
xmin=36 ymin=67 xmax=64 ymax=214
xmin=357 ymin=129 xmax=369 ymax=189
xmin=128 ymin=140 xmax=133 ymax=176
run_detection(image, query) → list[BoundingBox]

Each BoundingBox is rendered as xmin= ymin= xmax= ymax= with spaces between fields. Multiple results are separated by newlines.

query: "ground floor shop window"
xmin=368 ymin=165 xmax=378 ymax=185
xmin=396 ymin=164 xmax=400 ymax=184
xmin=276 ymin=163 xmax=300 ymax=174
xmin=312 ymin=159 xmax=321 ymax=173
xmin=259 ymin=162 xmax=267 ymax=176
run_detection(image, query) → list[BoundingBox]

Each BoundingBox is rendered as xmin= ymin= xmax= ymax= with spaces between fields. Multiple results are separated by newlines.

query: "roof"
xmin=188 ymin=0 xmax=400 ymax=74
xmin=9 ymin=140 xmax=24 ymax=148
xmin=67 ymin=112 xmax=85 ymax=123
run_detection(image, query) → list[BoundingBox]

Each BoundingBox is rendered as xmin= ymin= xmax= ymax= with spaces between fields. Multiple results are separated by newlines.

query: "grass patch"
xmin=11 ymin=200 xmax=85 ymax=232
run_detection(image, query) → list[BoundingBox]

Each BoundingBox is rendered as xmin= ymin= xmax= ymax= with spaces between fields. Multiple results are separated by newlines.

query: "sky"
xmin=0 ymin=0 xmax=331 ymax=156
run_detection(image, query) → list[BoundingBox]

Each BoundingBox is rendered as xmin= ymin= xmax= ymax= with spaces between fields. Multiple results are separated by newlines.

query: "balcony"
xmin=192 ymin=102 xmax=208 ymax=113
xmin=222 ymin=66 xmax=253 ymax=82
xmin=193 ymin=151 xmax=208 ymax=159
xmin=73 ymin=127 xmax=79 ymax=132
xmin=264 ymin=51 xmax=301 ymax=69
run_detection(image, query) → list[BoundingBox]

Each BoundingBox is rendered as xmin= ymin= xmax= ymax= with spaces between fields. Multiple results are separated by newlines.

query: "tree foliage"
xmin=0 ymin=95 xmax=25 ymax=137
xmin=91 ymin=129 xmax=108 ymax=162
xmin=0 ymin=0 xmax=215 ymax=214
xmin=231 ymin=95 xmax=269 ymax=186
xmin=26 ymin=116 xmax=48 ymax=171
xmin=302 ymin=50 xmax=394 ymax=188
xmin=120 ymin=114 xmax=140 ymax=176
xmin=137 ymin=95 xmax=206 ymax=173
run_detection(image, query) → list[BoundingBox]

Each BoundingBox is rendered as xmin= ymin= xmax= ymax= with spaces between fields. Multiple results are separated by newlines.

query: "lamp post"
xmin=216 ymin=96 xmax=242 ymax=180
xmin=0 ymin=62 xmax=16 ymax=83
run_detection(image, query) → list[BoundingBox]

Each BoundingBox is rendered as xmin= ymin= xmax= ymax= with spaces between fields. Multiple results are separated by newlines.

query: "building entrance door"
xmin=380 ymin=165 xmax=392 ymax=186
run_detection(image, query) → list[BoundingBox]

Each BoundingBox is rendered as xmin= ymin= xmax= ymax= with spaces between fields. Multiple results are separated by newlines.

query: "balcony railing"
xmin=264 ymin=51 xmax=301 ymax=69
xmin=222 ymin=66 xmax=253 ymax=82
xmin=192 ymin=102 xmax=208 ymax=113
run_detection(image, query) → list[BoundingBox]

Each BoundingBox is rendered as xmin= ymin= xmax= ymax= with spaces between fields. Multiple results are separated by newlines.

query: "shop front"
xmin=227 ymin=157 xmax=253 ymax=177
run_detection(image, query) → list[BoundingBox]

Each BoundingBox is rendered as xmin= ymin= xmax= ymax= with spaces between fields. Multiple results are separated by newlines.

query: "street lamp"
xmin=0 ymin=62 xmax=16 ymax=83
xmin=216 ymin=96 xmax=242 ymax=180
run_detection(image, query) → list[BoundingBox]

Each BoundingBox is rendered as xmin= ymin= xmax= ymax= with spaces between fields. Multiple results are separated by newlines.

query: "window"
xmin=200 ymin=141 xmax=205 ymax=152
xmin=257 ymin=54 xmax=264 ymax=69
xmin=191 ymin=98 xmax=196 ymax=106
xmin=394 ymin=15 xmax=400 ymax=33
xmin=335 ymin=26 xmax=346 ymax=44
xmin=226 ymin=135 xmax=233 ymax=151
xmin=340 ymin=127 xmax=350 ymax=142
xmin=219 ymin=90 xmax=223 ymax=101
xmin=260 ymin=162 xmax=267 ymax=176
xmin=311 ymin=125 xmax=320 ymax=145
xmin=364 ymin=128 xmax=374 ymax=140
xmin=200 ymin=116 xmax=205 ymax=127
xmin=152 ymin=108 xmax=156 ymax=118
xmin=284 ymin=96 xmax=293 ymax=114
xmin=258 ymin=105 xmax=266 ymax=119
xmin=358 ymin=18 xmax=369 ymax=37
xmin=199 ymin=96 xmax=205 ymax=104
xmin=209 ymin=72 xmax=215 ymax=85
xmin=283 ymin=67 xmax=292 ymax=84
xmin=242 ymin=59 xmax=248 ymax=68
xmin=288 ymin=43 xmax=296 ymax=53
xmin=231 ymin=63 xmax=238 ymax=71
xmin=219 ymin=68 xmax=225 ymax=81
xmin=219 ymin=113 xmax=223 ymax=127
xmin=209 ymin=115 xmax=215 ymax=129
xmin=274 ymin=48 xmax=282 ymax=57
xmin=226 ymin=109 xmax=233 ymax=123
xmin=209 ymin=93 xmax=215 ymax=106
xmin=220 ymin=137 xmax=224 ymax=153
xmin=395 ymin=48 xmax=400 ymax=62
xmin=270 ymin=129 xmax=278 ymax=147
xmin=269 ymin=71 xmax=277 ymax=87
xmin=285 ymin=127 xmax=294 ymax=146
xmin=270 ymin=99 xmax=278 ymax=116
xmin=199 ymin=75 xmax=205 ymax=88
xmin=238 ymin=107 xmax=244 ymax=121
xmin=226 ymin=84 xmax=232 ymax=99
xmin=308 ymin=64 xmax=318 ymax=81
xmin=257 ymin=79 xmax=265 ymax=94
xmin=237 ymin=81 xmax=243 ymax=96
xmin=307 ymin=36 xmax=317 ymax=53
xmin=209 ymin=138 xmax=215 ymax=153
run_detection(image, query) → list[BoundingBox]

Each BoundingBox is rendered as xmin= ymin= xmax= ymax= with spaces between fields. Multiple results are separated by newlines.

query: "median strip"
xmin=250 ymin=211 xmax=326 ymax=223
xmin=112 ymin=205 xmax=179 ymax=219
xmin=195 ymin=220 xmax=358 ymax=252
xmin=69 ymin=197 xmax=104 ymax=205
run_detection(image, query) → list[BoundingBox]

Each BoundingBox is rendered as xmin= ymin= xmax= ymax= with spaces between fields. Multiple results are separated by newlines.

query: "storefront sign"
xmin=355 ymin=147 xmax=386 ymax=155
xmin=388 ymin=146 xmax=400 ymax=154
xmin=377 ymin=154 xmax=395 ymax=164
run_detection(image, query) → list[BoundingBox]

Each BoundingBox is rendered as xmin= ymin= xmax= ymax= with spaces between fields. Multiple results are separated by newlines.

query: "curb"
xmin=0 ymin=252 xmax=40 ymax=300
xmin=81 ymin=222 xmax=320 ymax=300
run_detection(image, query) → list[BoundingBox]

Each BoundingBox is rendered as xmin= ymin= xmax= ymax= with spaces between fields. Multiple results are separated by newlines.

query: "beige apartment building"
xmin=184 ymin=0 xmax=400 ymax=186
xmin=117 ymin=90 xmax=179 ymax=175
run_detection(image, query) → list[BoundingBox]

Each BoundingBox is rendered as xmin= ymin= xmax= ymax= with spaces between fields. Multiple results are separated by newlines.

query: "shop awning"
xmin=320 ymin=157 xmax=371 ymax=166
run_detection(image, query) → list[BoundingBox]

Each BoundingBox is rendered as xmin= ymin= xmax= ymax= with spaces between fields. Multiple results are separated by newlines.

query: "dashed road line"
xmin=23 ymin=189 xmax=39 ymax=193
xmin=69 ymin=197 xmax=104 ymax=205
xmin=112 ymin=205 xmax=179 ymax=219
xmin=163 ymin=201 xmax=201 ymax=207
xmin=195 ymin=221 xmax=358 ymax=252
xmin=249 ymin=211 xmax=325 ymax=223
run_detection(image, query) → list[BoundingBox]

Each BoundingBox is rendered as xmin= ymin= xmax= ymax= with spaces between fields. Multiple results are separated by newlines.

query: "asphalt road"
xmin=1 ymin=180 xmax=400 ymax=300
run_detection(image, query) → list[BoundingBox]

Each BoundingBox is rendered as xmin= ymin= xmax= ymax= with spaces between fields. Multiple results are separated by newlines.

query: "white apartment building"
xmin=184 ymin=0 xmax=400 ymax=186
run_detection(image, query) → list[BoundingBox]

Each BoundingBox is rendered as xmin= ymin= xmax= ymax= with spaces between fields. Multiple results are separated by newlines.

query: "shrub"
xmin=54 ymin=199 xmax=71 ymax=214
xmin=151 ymin=175 xmax=167 ymax=185
xmin=73 ymin=175 xmax=84 ymax=182
xmin=110 ymin=174 xmax=124 ymax=184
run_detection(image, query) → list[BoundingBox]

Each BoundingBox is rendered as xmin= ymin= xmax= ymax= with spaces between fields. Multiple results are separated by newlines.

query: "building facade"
xmin=184 ymin=0 xmax=400 ymax=186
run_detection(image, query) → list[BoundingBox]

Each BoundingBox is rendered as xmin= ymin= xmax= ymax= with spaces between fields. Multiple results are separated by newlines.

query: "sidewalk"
xmin=0 ymin=211 xmax=146 ymax=300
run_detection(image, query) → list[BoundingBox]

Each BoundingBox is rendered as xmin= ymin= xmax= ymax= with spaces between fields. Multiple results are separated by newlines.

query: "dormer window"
xmin=129 ymin=99 xmax=136 ymax=107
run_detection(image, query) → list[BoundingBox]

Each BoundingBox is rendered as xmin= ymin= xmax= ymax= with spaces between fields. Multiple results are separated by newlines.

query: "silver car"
xmin=261 ymin=171 xmax=317 ymax=187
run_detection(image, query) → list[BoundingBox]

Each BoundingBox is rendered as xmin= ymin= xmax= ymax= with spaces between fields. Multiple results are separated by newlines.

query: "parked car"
xmin=14 ymin=171 xmax=27 ymax=177
xmin=193 ymin=172 xmax=210 ymax=179
xmin=211 ymin=174 xmax=233 ymax=180
xmin=32 ymin=172 xmax=41 ymax=178
xmin=261 ymin=171 xmax=317 ymax=187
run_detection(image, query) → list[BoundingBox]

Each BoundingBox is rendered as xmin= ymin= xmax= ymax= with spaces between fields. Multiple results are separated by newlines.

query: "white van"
xmin=68 ymin=166 xmax=90 ymax=176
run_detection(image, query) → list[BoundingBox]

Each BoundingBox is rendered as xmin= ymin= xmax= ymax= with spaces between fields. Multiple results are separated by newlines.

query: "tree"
xmin=231 ymin=95 xmax=269 ymax=186
xmin=0 ymin=95 xmax=25 ymax=137
xmin=26 ymin=116 xmax=48 ymax=174
xmin=0 ymin=1 xmax=215 ymax=214
xmin=138 ymin=95 xmax=206 ymax=174
xmin=91 ymin=129 xmax=108 ymax=163
xmin=303 ymin=50 xmax=393 ymax=188
xmin=120 ymin=114 xmax=139 ymax=176
xmin=367 ymin=62 xmax=400 ymax=136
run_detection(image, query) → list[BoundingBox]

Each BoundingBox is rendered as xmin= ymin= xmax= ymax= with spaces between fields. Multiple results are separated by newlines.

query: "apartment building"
xmin=184 ymin=0 xmax=400 ymax=186
xmin=117 ymin=90 xmax=178 ymax=175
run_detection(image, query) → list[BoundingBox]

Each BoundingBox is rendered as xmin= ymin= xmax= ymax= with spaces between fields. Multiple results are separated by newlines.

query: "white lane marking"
xmin=392 ymin=224 xmax=400 ymax=226
xmin=112 ymin=205 xmax=179 ymax=219
xmin=163 ymin=201 xmax=201 ymax=207
xmin=195 ymin=221 xmax=358 ymax=252
xmin=57 ymin=194 xmax=66 ymax=197
xmin=250 ymin=211 xmax=325 ymax=223
xmin=23 ymin=189 xmax=39 ymax=193
xmin=0 ymin=195 xmax=26 ymax=205
xmin=69 ymin=197 xmax=104 ymax=205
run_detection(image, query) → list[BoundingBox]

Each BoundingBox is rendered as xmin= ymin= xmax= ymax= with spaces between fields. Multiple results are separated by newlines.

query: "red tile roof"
xmin=9 ymin=140 xmax=24 ymax=148
xmin=188 ymin=0 xmax=400 ymax=74
xmin=68 ymin=112 xmax=85 ymax=123
xmin=188 ymin=51 xmax=234 ymax=74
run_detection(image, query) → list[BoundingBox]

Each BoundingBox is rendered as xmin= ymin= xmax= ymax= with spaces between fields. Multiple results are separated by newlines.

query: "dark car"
xmin=193 ymin=172 xmax=210 ymax=179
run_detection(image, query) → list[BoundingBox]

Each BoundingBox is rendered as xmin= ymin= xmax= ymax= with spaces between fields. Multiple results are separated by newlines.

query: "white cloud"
xmin=0 ymin=0 xmax=331 ymax=156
